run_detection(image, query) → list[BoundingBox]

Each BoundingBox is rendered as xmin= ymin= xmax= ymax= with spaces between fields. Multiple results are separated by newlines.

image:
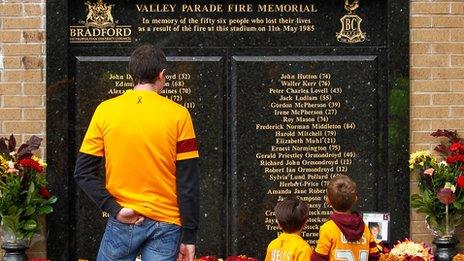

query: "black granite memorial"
xmin=47 ymin=1 xmax=409 ymax=260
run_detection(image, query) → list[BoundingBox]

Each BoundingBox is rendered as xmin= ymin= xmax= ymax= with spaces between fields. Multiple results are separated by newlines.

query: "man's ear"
xmin=158 ymin=69 xmax=166 ymax=80
xmin=325 ymin=196 xmax=331 ymax=206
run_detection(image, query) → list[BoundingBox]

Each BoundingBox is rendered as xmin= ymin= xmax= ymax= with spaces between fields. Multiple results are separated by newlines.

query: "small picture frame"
xmin=362 ymin=212 xmax=390 ymax=243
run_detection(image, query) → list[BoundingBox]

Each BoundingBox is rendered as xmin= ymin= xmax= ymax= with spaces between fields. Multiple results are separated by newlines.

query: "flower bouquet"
xmin=0 ymin=135 xmax=57 ymax=245
xmin=379 ymin=239 xmax=434 ymax=261
xmin=409 ymin=130 xmax=464 ymax=237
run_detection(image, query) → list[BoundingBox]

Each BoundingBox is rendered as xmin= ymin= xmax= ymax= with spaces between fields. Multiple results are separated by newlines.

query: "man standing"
xmin=74 ymin=44 xmax=199 ymax=261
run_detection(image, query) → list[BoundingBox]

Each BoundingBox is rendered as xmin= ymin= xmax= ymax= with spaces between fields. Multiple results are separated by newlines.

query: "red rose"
xmin=39 ymin=187 xmax=52 ymax=199
xmin=447 ymin=155 xmax=458 ymax=164
xmin=18 ymin=158 xmax=43 ymax=172
xmin=450 ymin=143 xmax=461 ymax=151
xmin=457 ymin=176 xmax=464 ymax=189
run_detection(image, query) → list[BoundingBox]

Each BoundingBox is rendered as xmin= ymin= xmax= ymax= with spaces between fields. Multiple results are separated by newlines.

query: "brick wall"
xmin=0 ymin=0 xmax=46 ymax=258
xmin=410 ymin=0 xmax=464 ymax=251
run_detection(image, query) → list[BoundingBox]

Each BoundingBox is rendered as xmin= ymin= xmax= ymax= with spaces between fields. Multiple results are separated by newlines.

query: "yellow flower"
xmin=409 ymin=150 xmax=436 ymax=171
xmin=32 ymin=155 xmax=47 ymax=168
xmin=0 ymin=155 xmax=8 ymax=172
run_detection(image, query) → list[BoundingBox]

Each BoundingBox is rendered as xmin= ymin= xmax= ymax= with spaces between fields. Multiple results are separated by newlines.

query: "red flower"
xmin=457 ymin=176 xmax=464 ymax=189
xmin=39 ymin=187 xmax=51 ymax=199
xmin=437 ymin=188 xmax=456 ymax=205
xmin=18 ymin=158 xmax=43 ymax=172
xmin=446 ymin=154 xmax=464 ymax=164
xmin=449 ymin=143 xmax=461 ymax=152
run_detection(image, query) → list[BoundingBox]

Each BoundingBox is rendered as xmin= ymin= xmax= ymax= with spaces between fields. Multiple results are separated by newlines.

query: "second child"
xmin=311 ymin=175 xmax=380 ymax=261
xmin=265 ymin=197 xmax=313 ymax=261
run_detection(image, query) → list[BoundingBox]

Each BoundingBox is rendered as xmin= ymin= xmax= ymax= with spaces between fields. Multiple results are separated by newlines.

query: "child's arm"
xmin=310 ymin=226 xmax=331 ymax=261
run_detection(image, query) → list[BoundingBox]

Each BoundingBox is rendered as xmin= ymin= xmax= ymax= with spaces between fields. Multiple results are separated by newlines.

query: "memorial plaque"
xmin=47 ymin=0 xmax=409 ymax=260
xmin=70 ymin=56 xmax=225 ymax=258
xmin=233 ymin=56 xmax=379 ymax=252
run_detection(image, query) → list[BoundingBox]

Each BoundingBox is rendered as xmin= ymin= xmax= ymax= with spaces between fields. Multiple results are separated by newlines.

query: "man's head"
xmin=326 ymin=174 xmax=357 ymax=212
xmin=274 ymin=197 xmax=309 ymax=233
xmin=129 ymin=44 xmax=167 ymax=89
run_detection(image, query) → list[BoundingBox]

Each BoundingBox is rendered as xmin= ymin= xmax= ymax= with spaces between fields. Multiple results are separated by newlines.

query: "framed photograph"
xmin=363 ymin=212 xmax=390 ymax=242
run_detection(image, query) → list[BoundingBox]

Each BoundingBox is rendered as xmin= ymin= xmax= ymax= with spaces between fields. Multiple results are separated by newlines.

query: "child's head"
xmin=327 ymin=174 xmax=357 ymax=212
xmin=274 ymin=197 xmax=309 ymax=233
xmin=369 ymin=222 xmax=381 ymax=238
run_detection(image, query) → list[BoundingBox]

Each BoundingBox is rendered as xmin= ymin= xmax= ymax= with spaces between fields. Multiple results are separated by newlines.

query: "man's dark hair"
xmin=129 ymin=44 xmax=166 ymax=85
xmin=327 ymin=174 xmax=357 ymax=212
xmin=274 ymin=197 xmax=309 ymax=233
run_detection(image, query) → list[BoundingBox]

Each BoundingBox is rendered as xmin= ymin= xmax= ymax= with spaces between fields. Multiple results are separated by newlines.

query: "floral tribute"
xmin=409 ymin=130 xmax=464 ymax=237
xmin=0 ymin=135 xmax=57 ymax=242
xmin=379 ymin=239 xmax=433 ymax=261
xmin=453 ymin=254 xmax=464 ymax=261
xmin=195 ymin=255 xmax=258 ymax=261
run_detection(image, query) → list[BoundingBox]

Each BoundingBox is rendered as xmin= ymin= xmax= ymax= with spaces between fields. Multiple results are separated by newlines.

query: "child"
xmin=311 ymin=175 xmax=380 ymax=261
xmin=265 ymin=197 xmax=313 ymax=261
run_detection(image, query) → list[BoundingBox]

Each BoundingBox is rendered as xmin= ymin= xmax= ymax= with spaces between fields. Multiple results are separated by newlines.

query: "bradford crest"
xmin=84 ymin=0 xmax=115 ymax=28
xmin=336 ymin=0 xmax=366 ymax=43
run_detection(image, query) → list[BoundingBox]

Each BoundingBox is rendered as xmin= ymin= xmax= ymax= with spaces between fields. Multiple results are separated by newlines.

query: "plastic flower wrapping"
xmin=379 ymin=239 xmax=433 ymax=261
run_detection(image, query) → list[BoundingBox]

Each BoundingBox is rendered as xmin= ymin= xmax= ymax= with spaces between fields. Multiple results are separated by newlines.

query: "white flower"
xmin=444 ymin=182 xmax=456 ymax=193
xmin=439 ymin=161 xmax=448 ymax=166
xmin=7 ymin=161 xmax=15 ymax=169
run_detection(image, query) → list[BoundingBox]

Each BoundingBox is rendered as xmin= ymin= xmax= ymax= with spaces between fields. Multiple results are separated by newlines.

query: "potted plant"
xmin=0 ymin=135 xmax=57 ymax=261
xmin=409 ymin=130 xmax=464 ymax=261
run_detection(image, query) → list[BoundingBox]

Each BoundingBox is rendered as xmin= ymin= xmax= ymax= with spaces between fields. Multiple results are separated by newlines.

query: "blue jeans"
xmin=97 ymin=217 xmax=181 ymax=261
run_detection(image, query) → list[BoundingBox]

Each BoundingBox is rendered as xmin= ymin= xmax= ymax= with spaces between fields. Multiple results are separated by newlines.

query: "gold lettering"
xmin=136 ymin=4 xmax=176 ymax=13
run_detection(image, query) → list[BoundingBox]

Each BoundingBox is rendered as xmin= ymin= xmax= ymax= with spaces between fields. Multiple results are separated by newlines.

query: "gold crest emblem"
xmin=336 ymin=0 xmax=366 ymax=43
xmin=84 ymin=0 xmax=115 ymax=29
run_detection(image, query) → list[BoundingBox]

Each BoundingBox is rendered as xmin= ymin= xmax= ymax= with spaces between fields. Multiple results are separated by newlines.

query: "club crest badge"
xmin=336 ymin=0 xmax=366 ymax=43
xmin=69 ymin=0 xmax=132 ymax=43
xmin=85 ymin=0 xmax=115 ymax=29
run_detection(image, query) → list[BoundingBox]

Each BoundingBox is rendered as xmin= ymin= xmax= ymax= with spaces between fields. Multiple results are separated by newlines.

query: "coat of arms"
xmin=84 ymin=0 xmax=115 ymax=29
xmin=336 ymin=0 xmax=366 ymax=43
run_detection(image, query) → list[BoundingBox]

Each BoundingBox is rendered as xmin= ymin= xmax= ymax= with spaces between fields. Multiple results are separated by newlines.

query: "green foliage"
xmin=0 ymin=135 xmax=56 ymax=242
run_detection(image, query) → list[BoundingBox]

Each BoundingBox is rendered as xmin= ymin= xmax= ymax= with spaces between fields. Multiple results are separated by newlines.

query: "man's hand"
xmin=116 ymin=207 xmax=144 ymax=225
xmin=177 ymin=243 xmax=195 ymax=261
